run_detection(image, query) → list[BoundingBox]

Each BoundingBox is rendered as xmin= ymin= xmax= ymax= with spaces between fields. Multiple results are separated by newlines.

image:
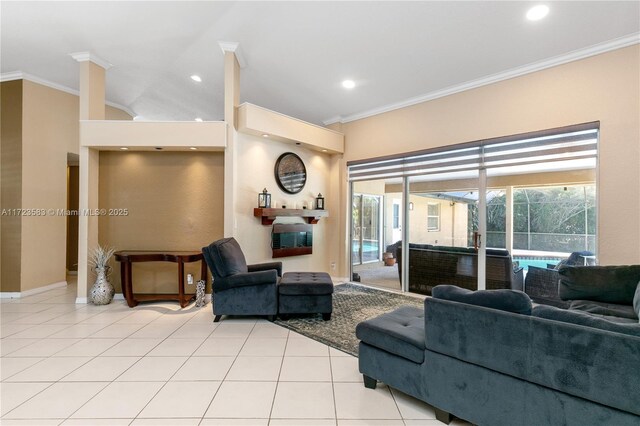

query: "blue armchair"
xmin=202 ymin=237 xmax=282 ymax=322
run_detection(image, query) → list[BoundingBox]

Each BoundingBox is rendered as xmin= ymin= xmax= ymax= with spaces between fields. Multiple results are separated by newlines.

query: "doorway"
xmin=66 ymin=153 xmax=79 ymax=274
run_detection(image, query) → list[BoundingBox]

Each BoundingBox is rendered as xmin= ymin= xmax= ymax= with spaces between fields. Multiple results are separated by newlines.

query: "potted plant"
xmin=383 ymin=252 xmax=396 ymax=266
xmin=89 ymin=245 xmax=116 ymax=305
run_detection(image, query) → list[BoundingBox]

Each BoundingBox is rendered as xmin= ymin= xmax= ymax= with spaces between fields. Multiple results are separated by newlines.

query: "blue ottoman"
xmin=278 ymin=272 xmax=334 ymax=320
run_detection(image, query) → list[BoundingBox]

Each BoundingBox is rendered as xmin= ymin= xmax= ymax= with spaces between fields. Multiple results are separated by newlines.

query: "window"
xmin=427 ymin=203 xmax=440 ymax=231
xmin=392 ymin=204 xmax=400 ymax=229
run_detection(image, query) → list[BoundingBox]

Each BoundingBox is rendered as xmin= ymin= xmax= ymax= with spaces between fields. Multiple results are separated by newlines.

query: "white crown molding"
xmin=324 ymin=32 xmax=640 ymax=125
xmin=0 ymin=71 xmax=136 ymax=118
xmin=218 ymin=41 xmax=247 ymax=68
xmin=69 ymin=51 xmax=113 ymax=70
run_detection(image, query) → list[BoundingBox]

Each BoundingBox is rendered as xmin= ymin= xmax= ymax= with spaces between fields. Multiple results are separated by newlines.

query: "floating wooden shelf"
xmin=253 ymin=208 xmax=329 ymax=225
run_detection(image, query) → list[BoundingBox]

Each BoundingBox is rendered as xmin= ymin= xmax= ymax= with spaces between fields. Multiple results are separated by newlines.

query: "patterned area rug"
xmin=274 ymin=283 xmax=425 ymax=356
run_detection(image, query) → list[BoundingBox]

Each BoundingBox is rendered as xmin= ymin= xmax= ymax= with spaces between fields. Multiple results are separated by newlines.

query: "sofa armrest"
xmin=214 ymin=270 xmax=278 ymax=292
xmin=248 ymin=262 xmax=282 ymax=277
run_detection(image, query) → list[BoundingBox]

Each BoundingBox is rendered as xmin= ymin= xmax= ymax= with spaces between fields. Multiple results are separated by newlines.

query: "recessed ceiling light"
xmin=190 ymin=75 xmax=202 ymax=82
xmin=526 ymin=5 xmax=549 ymax=21
xmin=189 ymin=147 xmax=197 ymax=150
xmin=262 ymin=134 xmax=269 ymax=138
xmin=342 ymin=80 xmax=356 ymax=89
xmin=195 ymin=118 xmax=203 ymax=122
xmin=120 ymin=147 xmax=128 ymax=150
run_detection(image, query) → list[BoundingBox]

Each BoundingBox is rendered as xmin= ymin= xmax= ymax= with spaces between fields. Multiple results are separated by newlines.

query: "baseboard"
xmin=75 ymin=297 xmax=88 ymax=304
xmin=114 ymin=293 xmax=125 ymax=300
xmin=0 ymin=292 xmax=21 ymax=299
xmin=1 ymin=281 xmax=67 ymax=299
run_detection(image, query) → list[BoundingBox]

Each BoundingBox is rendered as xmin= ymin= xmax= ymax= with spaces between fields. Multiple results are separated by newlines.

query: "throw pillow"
xmin=633 ymin=281 xmax=640 ymax=322
xmin=432 ymin=285 xmax=532 ymax=315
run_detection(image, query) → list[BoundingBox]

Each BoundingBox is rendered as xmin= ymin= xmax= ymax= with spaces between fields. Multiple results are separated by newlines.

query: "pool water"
xmin=514 ymin=257 xmax=563 ymax=271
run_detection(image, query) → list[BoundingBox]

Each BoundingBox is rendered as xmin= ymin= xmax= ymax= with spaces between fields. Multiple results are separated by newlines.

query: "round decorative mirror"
xmin=274 ymin=152 xmax=307 ymax=194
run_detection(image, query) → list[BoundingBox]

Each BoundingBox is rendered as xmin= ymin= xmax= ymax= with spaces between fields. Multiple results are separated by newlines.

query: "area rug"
xmin=274 ymin=283 xmax=425 ymax=356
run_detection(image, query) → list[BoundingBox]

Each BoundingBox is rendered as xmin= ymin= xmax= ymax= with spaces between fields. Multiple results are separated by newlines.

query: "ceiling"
xmin=2 ymin=1 xmax=639 ymax=125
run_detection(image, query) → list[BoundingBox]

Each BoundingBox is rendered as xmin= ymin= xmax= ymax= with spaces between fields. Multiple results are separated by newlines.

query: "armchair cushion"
xmin=207 ymin=237 xmax=248 ymax=278
xmin=213 ymin=269 xmax=278 ymax=292
xmin=432 ymin=285 xmax=532 ymax=315
xmin=558 ymin=265 xmax=640 ymax=304
xmin=248 ymin=262 xmax=282 ymax=277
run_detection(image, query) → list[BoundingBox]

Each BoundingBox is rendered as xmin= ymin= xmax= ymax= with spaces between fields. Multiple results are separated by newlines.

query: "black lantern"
xmin=258 ymin=188 xmax=271 ymax=208
xmin=315 ymin=193 xmax=325 ymax=210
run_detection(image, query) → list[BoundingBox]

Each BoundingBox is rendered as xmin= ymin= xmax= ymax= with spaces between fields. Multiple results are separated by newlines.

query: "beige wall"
xmin=340 ymin=46 xmax=640 ymax=265
xmin=98 ymin=151 xmax=224 ymax=294
xmin=235 ymin=132 xmax=333 ymax=272
xmin=1 ymin=80 xmax=23 ymax=292
xmin=20 ymin=81 xmax=81 ymax=290
xmin=1 ymin=80 xmax=131 ymax=293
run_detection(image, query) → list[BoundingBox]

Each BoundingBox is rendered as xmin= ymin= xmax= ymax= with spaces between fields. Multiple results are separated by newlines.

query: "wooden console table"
xmin=114 ymin=250 xmax=207 ymax=308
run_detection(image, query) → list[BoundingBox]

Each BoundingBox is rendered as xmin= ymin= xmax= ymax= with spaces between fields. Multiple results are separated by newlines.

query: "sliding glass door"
xmin=352 ymin=193 xmax=382 ymax=265
xmin=348 ymin=123 xmax=599 ymax=295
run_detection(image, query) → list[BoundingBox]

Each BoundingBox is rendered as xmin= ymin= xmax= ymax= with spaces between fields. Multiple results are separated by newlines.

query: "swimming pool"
xmin=514 ymin=257 xmax=563 ymax=271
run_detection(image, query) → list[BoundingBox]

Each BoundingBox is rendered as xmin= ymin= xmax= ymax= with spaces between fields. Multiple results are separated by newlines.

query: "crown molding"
xmin=324 ymin=32 xmax=640 ymax=125
xmin=69 ymin=51 xmax=113 ymax=70
xmin=218 ymin=41 xmax=247 ymax=68
xmin=0 ymin=71 xmax=135 ymax=118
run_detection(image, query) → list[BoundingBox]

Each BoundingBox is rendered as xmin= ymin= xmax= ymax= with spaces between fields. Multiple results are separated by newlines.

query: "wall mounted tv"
xmin=272 ymin=223 xmax=313 ymax=258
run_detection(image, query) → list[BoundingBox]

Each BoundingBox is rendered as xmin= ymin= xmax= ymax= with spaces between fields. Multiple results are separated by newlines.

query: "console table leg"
xmin=178 ymin=260 xmax=186 ymax=308
xmin=123 ymin=261 xmax=137 ymax=308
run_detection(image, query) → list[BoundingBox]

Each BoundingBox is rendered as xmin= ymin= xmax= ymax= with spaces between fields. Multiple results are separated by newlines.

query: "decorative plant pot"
xmin=384 ymin=257 xmax=396 ymax=266
xmin=91 ymin=266 xmax=115 ymax=305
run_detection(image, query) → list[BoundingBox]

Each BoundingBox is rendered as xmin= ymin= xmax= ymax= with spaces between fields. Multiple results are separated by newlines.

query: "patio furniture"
xmin=278 ymin=272 xmax=334 ymax=320
xmin=202 ymin=237 xmax=281 ymax=322
xmin=396 ymin=244 xmax=523 ymax=295
xmin=523 ymin=265 xmax=570 ymax=308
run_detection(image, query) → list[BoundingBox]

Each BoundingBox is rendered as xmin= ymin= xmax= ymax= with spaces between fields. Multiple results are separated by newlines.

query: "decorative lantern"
xmin=315 ymin=193 xmax=325 ymax=210
xmin=258 ymin=188 xmax=271 ymax=208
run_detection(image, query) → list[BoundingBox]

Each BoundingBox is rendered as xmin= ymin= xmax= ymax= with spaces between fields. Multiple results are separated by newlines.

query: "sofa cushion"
xmin=208 ymin=237 xmax=248 ymax=278
xmin=569 ymin=300 xmax=638 ymax=320
xmin=634 ymin=282 xmax=640 ymax=323
xmin=356 ymin=305 xmax=425 ymax=363
xmin=558 ymin=265 xmax=640 ymax=304
xmin=532 ymin=305 xmax=640 ymax=337
xmin=432 ymin=285 xmax=532 ymax=315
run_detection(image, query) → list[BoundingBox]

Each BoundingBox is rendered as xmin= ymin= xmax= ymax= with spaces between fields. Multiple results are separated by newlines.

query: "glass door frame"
xmin=350 ymin=189 xmax=384 ymax=267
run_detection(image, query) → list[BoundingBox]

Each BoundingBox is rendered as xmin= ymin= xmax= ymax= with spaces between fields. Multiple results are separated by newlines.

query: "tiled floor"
xmin=1 ymin=279 xmax=470 ymax=426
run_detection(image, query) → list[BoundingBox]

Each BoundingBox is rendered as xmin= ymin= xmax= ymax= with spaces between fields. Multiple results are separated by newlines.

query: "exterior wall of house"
xmin=338 ymin=45 xmax=640 ymax=266
xmin=0 ymin=80 xmax=23 ymax=293
xmin=98 ymin=151 xmax=224 ymax=294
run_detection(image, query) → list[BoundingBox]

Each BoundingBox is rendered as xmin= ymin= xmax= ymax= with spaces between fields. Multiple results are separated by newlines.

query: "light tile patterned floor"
xmin=1 ymin=279 xmax=471 ymax=425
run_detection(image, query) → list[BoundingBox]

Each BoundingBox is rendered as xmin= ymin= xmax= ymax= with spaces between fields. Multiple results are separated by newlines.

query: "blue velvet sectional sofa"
xmin=357 ymin=266 xmax=640 ymax=426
